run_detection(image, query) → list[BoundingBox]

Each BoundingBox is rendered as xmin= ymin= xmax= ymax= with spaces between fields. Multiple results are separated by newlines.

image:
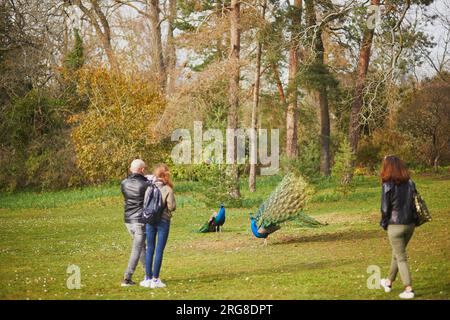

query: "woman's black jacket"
xmin=380 ymin=180 xmax=417 ymax=230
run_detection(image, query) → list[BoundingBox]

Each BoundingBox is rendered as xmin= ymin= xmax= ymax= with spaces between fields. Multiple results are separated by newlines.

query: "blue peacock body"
xmin=198 ymin=205 xmax=226 ymax=233
xmin=214 ymin=205 xmax=225 ymax=226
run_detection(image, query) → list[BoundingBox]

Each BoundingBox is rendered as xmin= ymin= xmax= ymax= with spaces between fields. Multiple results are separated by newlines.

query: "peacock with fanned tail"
xmin=250 ymin=172 xmax=325 ymax=244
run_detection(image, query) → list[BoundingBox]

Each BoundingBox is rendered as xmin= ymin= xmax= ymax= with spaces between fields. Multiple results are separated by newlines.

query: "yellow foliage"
xmin=71 ymin=68 xmax=168 ymax=183
xmin=354 ymin=166 xmax=369 ymax=176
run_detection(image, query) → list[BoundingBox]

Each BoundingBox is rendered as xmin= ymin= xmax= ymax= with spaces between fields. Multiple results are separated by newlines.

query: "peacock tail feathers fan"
xmin=252 ymin=172 xmax=314 ymax=229
xmin=292 ymin=211 xmax=327 ymax=228
xmin=197 ymin=222 xmax=211 ymax=233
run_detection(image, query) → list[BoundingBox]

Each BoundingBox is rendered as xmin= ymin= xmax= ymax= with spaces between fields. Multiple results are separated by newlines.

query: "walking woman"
xmin=379 ymin=155 xmax=418 ymax=299
xmin=140 ymin=164 xmax=176 ymax=289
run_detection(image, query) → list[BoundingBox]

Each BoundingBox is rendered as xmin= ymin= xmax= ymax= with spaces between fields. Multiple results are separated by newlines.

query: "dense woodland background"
xmin=1 ymin=0 xmax=449 ymax=198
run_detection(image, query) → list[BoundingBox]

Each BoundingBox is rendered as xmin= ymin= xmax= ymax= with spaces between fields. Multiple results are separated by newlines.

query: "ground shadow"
xmin=169 ymin=258 xmax=355 ymax=285
xmin=413 ymin=282 xmax=450 ymax=299
xmin=273 ymin=229 xmax=382 ymax=246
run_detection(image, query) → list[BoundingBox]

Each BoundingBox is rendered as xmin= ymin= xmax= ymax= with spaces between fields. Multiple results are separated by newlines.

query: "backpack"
xmin=142 ymin=182 xmax=164 ymax=225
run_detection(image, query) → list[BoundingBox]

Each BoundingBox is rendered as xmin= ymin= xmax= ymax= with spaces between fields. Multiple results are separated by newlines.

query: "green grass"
xmin=0 ymin=174 xmax=449 ymax=300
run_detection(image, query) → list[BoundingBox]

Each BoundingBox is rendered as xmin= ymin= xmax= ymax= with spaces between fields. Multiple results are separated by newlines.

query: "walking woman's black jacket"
xmin=380 ymin=180 xmax=417 ymax=230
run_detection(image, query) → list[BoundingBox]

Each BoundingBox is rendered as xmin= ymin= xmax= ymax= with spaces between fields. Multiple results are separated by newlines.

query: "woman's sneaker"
xmin=121 ymin=279 xmax=136 ymax=287
xmin=140 ymin=279 xmax=152 ymax=288
xmin=399 ymin=290 xmax=415 ymax=299
xmin=150 ymin=278 xmax=167 ymax=289
xmin=380 ymin=279 xmax=392 ymax=293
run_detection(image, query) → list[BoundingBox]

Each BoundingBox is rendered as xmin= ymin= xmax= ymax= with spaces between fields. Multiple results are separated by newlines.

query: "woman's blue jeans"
xmin=145 ymin=219 xmax=170 ymax=279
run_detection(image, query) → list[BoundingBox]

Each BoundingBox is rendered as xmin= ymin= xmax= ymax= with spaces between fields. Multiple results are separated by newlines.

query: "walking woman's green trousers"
xmin=387 ymin=224 xmax=415 ymax=287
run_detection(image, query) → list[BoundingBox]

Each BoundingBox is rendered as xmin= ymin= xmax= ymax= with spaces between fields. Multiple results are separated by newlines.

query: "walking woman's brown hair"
xmin=154 ymin=163 xmax=174 ymax=188
xmin=380 ymin=155 xmax=410 ymax=185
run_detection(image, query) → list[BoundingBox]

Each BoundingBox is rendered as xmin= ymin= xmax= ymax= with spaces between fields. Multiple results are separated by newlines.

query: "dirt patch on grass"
xmin=177 ymin=234 xmax=253 ymax=251
xmin=313 ymin=211 xmax=379 ymax=225
xmin=434 ymin=175 xmax=450 ymax=180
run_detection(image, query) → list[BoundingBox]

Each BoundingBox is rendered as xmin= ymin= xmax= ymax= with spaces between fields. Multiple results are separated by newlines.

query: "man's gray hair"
xmin=130 ymin=159 xmax=146 ymax=173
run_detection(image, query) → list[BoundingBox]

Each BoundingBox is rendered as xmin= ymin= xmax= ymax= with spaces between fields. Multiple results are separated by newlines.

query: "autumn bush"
xmin=70 ymin=68 xmax=170 ymax=183
xmin=357 ymin=128 xmax=415 ymax=170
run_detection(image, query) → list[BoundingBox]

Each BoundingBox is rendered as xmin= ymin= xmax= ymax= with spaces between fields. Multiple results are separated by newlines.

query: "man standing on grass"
xmin=120 ymin=159 xmax=150 ymax=287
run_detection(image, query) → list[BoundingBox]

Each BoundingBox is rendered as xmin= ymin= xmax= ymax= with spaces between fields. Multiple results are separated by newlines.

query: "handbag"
xmin=413 ymin=188 xmax=432 ymax=226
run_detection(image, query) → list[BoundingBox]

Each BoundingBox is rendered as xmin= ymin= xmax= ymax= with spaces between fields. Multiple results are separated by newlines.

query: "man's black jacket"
xmin=380 ymin=180 xmax=417 ymax=230
xmin=121 ymin=173 xmax=150 ymax=223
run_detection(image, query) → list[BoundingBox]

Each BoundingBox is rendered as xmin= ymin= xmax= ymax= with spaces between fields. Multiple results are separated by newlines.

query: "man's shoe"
xmin=150 ymin=278 xmax=167 ymax=289
xmin=380 ymin=279 xmax=392 ymax=293
xmin=121 ymin=279 xmax=136 ymax=287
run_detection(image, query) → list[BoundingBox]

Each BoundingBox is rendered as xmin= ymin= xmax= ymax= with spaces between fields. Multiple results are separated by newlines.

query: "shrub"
xmin=195 ymin=163 xmax=244 ymax=207
xmin=70 ymin=68 xmax=169 ymax=183
xmin=0 ymin=147 xmax=23 ymax=192
xmin=280 ymin=139 xmax=321 ymax=180
xmin=357 ymin=128 xmax=417 ymax=169
xmin=0 ymin=89 xmax=75 ymax=191
xmin=25 ymin=133 xmax=85 ymax=189
xmin=332 ymin=137 xmax=356 ymax=195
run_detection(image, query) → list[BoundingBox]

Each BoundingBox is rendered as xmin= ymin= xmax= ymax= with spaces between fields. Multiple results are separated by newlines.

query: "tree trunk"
xmin=165 ymin=0 xmax=177 ymax=93
xmin=348 ymin=0 xmax=380 ymax=153
xmin=91 ymin=0 xmax=119 ymax=73
xmin=305 ymin=0 xmax=331 ymax=176
xmin=249 ymin=3 xmax=266 ymax=193
xmin=62 ymin=12 xmax=69 ymax=57
xmin=215 ymin=0 xmax=225 ymax=61
xmin=286 ymin=0 xmax=302 ymax=159
xmin=434 ymin=154 xmax=440 ymax=172
xmin=101 ymin=37 xmax=119 ymax=73
xmin=71 ymin=0 xmax=119 ymax=73
xmin=149 ymin=0 xmax=166 ymax=90
xmin=271 ymin=63 xmax=286 ymax=105
xmin=432 ymin=132 xmax=440 ymax=171
xmin=319 ymin=87 xmax=331 ymax=175
xmin=228 ymin=0 xmax=241 ymax=199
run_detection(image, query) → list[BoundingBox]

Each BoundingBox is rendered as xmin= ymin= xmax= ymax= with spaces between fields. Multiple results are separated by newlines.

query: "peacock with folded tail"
xmin=250 ymin=172 xmax=324 ymax=244
xmin=198 ymin=204 xmax=226 ymax=233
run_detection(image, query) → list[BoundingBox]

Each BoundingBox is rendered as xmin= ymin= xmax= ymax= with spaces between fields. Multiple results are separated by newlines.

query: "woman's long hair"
xmin=153 ymin=163 xmax=174 ymax=188
xmin=380 ymin=155 xmax=410 ymax=185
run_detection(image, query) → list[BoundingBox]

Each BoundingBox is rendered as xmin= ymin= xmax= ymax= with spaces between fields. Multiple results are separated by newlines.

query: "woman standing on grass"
xmin=140 ymin=164 xmax=176 ymax=289
xmin=379 ymin=155 xmax=418 ymax=299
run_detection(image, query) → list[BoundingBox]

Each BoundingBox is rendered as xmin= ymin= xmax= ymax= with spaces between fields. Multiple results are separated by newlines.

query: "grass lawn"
xmin=0 ymin=174 xmax=449 ymax=300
